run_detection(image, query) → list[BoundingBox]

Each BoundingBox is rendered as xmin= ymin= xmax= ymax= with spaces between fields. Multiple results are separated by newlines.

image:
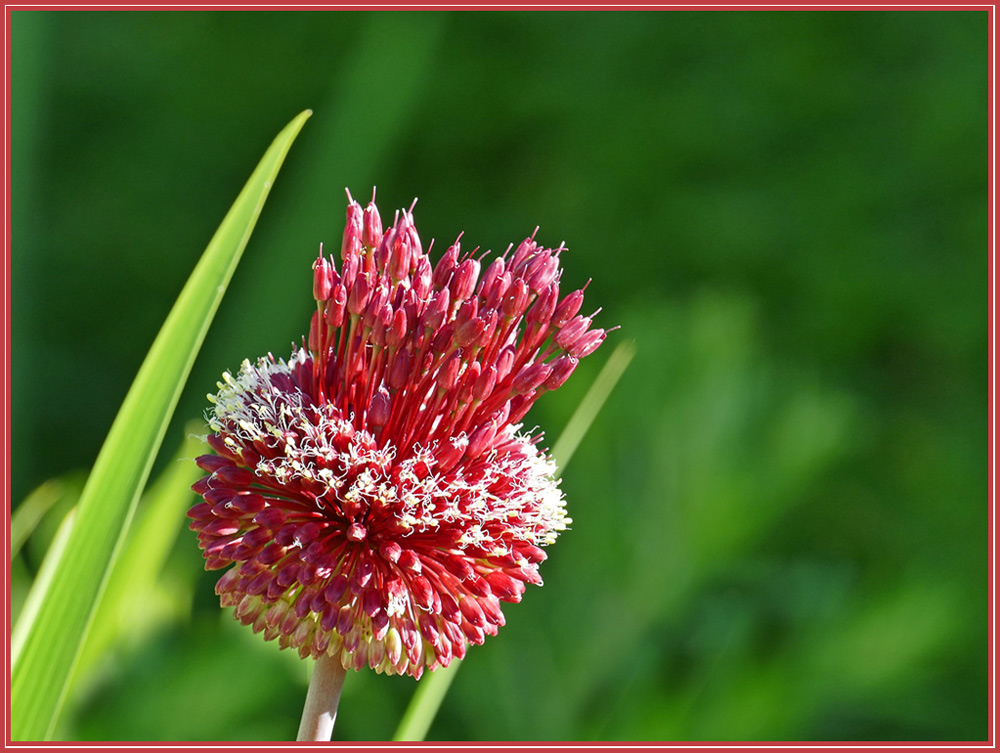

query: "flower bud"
xmin=413 ymin=257 xmax=433 ymax=299
xmin=510 ymin=237 xmax=536 ymax=271
xmin=473 ymin=364 xmax=497 ymax=401
xmin=387 ymin=349 xmax=411 ymax=390
xmin=347 ymin=273 xmax=372 ymax=317
xmin=554 ymin=314 xmax=592 ymax=350
xmin=433 ymin=242 xmax=459 ymax=288
xmin=544 ymin=355 xmax=578 ymax=390
xmin=526 ymin=281 xmax=559 ymax=326
xmin=526 ymin=253 xmax=559 ymax=294
xmin=569 ymin=328 xmax=606 ymax=358
xmin=363 ymin=200 xmax=383 ymax=248
xmin=342 ymin=201 xmax=363 ymax=261
xmin=386 ymin=308 xmax=408 ymax=349
xmin=552 ymin=288 xmax=585 ymax=328
xmin=513 ymin=362 xmax=553 ymax=394
xmin=369 ymin=387 xmax=391 ymax=427
xmin=313 ymin=255 xmax=333 ymax=301
xmin=450 ymin=258 xmax=480 ymax=301
xmin=438 ymin=351 xmax=463 ymax=391
xmin=421 ymin=288 xmax=450 ymax=332
xmin=502 ymin=278 xmax=530 ymax=319
xmin=325 ymin=284 xmax=347 ymax=328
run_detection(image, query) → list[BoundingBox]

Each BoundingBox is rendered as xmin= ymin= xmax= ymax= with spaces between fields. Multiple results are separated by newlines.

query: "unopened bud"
xmin=313 ymin=255 xmax=333 ymax=301
xmin=481 ymin=256 xmax=506 ymax=298
xmin=473 ymin=363 xmax=498 ymax=401
xmin=454 ymin=316 xmax=487 ymax=349
xmin=513 ymin=362 xmax=553 ymax=394
xmin=347 ymin=273 xmax=372 ymax=317
xmin=451 ymin=258 xmax=480 ymax=301
xmin=387 ymin=349 xmax=411 ymax=390
xmin=386 ymin=308 xmax=408 ymax=349
xmin=466 ymin=419 xmax=497 ymax=459
xmin=555 ymin=314 xmax=592 ymax=350
xmin=510 ymin=237 xmax=537 ymax=271
xmin=363 ymin=200 xmax=383 ymax=248
xmin=433 ymin=242 xmax=459 ymax=288
xmin=421 ymin=289 xmax=450 ymax=332
xmin=502 ymin=278 xmax=530 ymax=319
xmin=388 ymin=229 xmax=411 ymax=282
xmin=413 ymin=257 xmax=433 ymax=299
xmin=526 ymin=253 xmax=559 ymax=294
xmin=342 ymin=200 xmax=363 ymax=261
xmin=438 ymin=351 xmax=463 ymax=390
xmin=496 ymin=345 xmax=516 ymax=383
xmin=527 ymin=281 xmax=559 ymax=326
xmin=552 ymin=288 xmax=585 ymax=328
xmin=369 ymin=387 xmax=391 ymax=427
xmin=544 ymin=355 xmax=578 ymax=390
xmin=569 ymin=328 xmax=606 ymax=358
xmin=325 ymin=285 xmax=347 ymax=328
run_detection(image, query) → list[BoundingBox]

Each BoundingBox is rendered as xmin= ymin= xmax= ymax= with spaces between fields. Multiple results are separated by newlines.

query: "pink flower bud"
xmin=386 ymin=308 xmax=408 ymax=349
xmin=454 ymin=316 xmax=487 ymax=349
xmin=544 ymin=355 xmax=578 ymax=390
xmin=473 ymin=364 xmax=497 ymax=401
xmin=421 ymin=288 xmax=451 ymax=333
xmin=438 ymin=351 xmax=463 ymax=390
xmin=554 ymin=314 xmax=592 ymax=350
xmin=363 ymin=200 xmax=383 ymax=248
xmin=347 ymin=273 xmax=372 ymax=317
xmin=313 ymin=255 xmax=333 ymax=301
xmin=513 ymin=362 xmax=553 ymax=394
xmin=496 ymin=345 xmax=516 ymax=383
xmin=368 ymin=387 xmax=391 ymax=427
xmin=342 ymin=201 xmax=363 ymax=261
xmin=510 ymin=237 xmax=536 ymax=271
xmin=526 ymin=253 xmax=559 ymax=294
xmin=433 ymin=242 xmax=459 ymax=288
xmin=569 ymin=328 xmax=606 ymax=358
xmin=502 ymin=278 xmax=530 ymax=319
xmin=552 ymin=288 xmax=585 ymax=328
xmin=450 ymin=258 xmax=480 ymax=302
xmin=526 ymin=281 xmax=559 ymax=326
xmin=387 ymin=349 xmax=411 ymax=390
xmin=325 ymin=284 xmax=347 ymax=328
xmin=389 ymin=229 xmax=411 ymax=282
xmin=466 ymin=419 xmax=497 ymax=459
xmin=480 ymin=256 xmax=505 ymax=297
xmin=413 ymin=257 xmax=433 ymax=299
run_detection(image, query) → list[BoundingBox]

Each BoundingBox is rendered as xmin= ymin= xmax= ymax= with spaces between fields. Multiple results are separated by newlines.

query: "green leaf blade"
xmin=10 ymin=110 xmax=311 ymax=741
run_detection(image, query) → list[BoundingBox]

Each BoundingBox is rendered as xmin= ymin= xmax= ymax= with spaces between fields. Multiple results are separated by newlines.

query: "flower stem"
xmin=296 ymin=653 xmax=347 ymax=741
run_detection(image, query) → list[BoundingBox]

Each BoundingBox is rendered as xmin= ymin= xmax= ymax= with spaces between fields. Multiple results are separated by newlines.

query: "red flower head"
xmin=188 ymin=191 xmax=606 ymax=678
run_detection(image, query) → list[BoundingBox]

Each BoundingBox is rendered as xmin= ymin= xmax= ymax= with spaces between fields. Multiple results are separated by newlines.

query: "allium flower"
xmin=188 ymin=191 xmax=605 ymax=679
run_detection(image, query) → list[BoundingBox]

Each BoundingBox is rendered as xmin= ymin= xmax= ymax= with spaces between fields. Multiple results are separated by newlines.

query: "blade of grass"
xmin=10 ymin=110 xmax=312 ymax=741
xmin=392 ymin=339 xmax=636 ymax=742
xmin=71 ymin=423 xmax=206 ymax=687
xmin=10 ymin=507 xmax=78 ymax=664
xmin=10 ymin=480 xmax=74 ymax=561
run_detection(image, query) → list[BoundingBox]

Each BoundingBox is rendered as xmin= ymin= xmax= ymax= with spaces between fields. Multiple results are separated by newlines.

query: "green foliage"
xmin=10 ymin=11 xmax=986 ymax=742
xmin=10 ymin=110 xmax=311 ymax=740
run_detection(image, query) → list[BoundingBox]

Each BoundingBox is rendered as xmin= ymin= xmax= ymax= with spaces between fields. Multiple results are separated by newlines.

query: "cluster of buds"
xmin=188 ymin=191 xmax=606 ymax=678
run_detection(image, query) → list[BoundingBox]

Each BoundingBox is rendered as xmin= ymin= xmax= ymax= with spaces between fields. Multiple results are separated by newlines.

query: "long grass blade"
xmin=10 ymin=110 xmax=312 ymax=741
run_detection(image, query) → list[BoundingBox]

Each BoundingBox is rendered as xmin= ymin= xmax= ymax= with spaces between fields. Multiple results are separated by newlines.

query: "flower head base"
xmin=188 ymin=191 xmax=606 ymax=678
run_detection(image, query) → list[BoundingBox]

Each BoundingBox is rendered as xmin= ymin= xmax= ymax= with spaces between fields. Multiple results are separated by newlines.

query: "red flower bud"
xmin=312 ymin=255 xmax=333 ymax=301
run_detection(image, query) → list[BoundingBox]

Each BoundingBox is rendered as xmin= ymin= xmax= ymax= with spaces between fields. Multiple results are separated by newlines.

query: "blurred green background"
xmin=10 ymin=10 xmax=988 ymax=742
